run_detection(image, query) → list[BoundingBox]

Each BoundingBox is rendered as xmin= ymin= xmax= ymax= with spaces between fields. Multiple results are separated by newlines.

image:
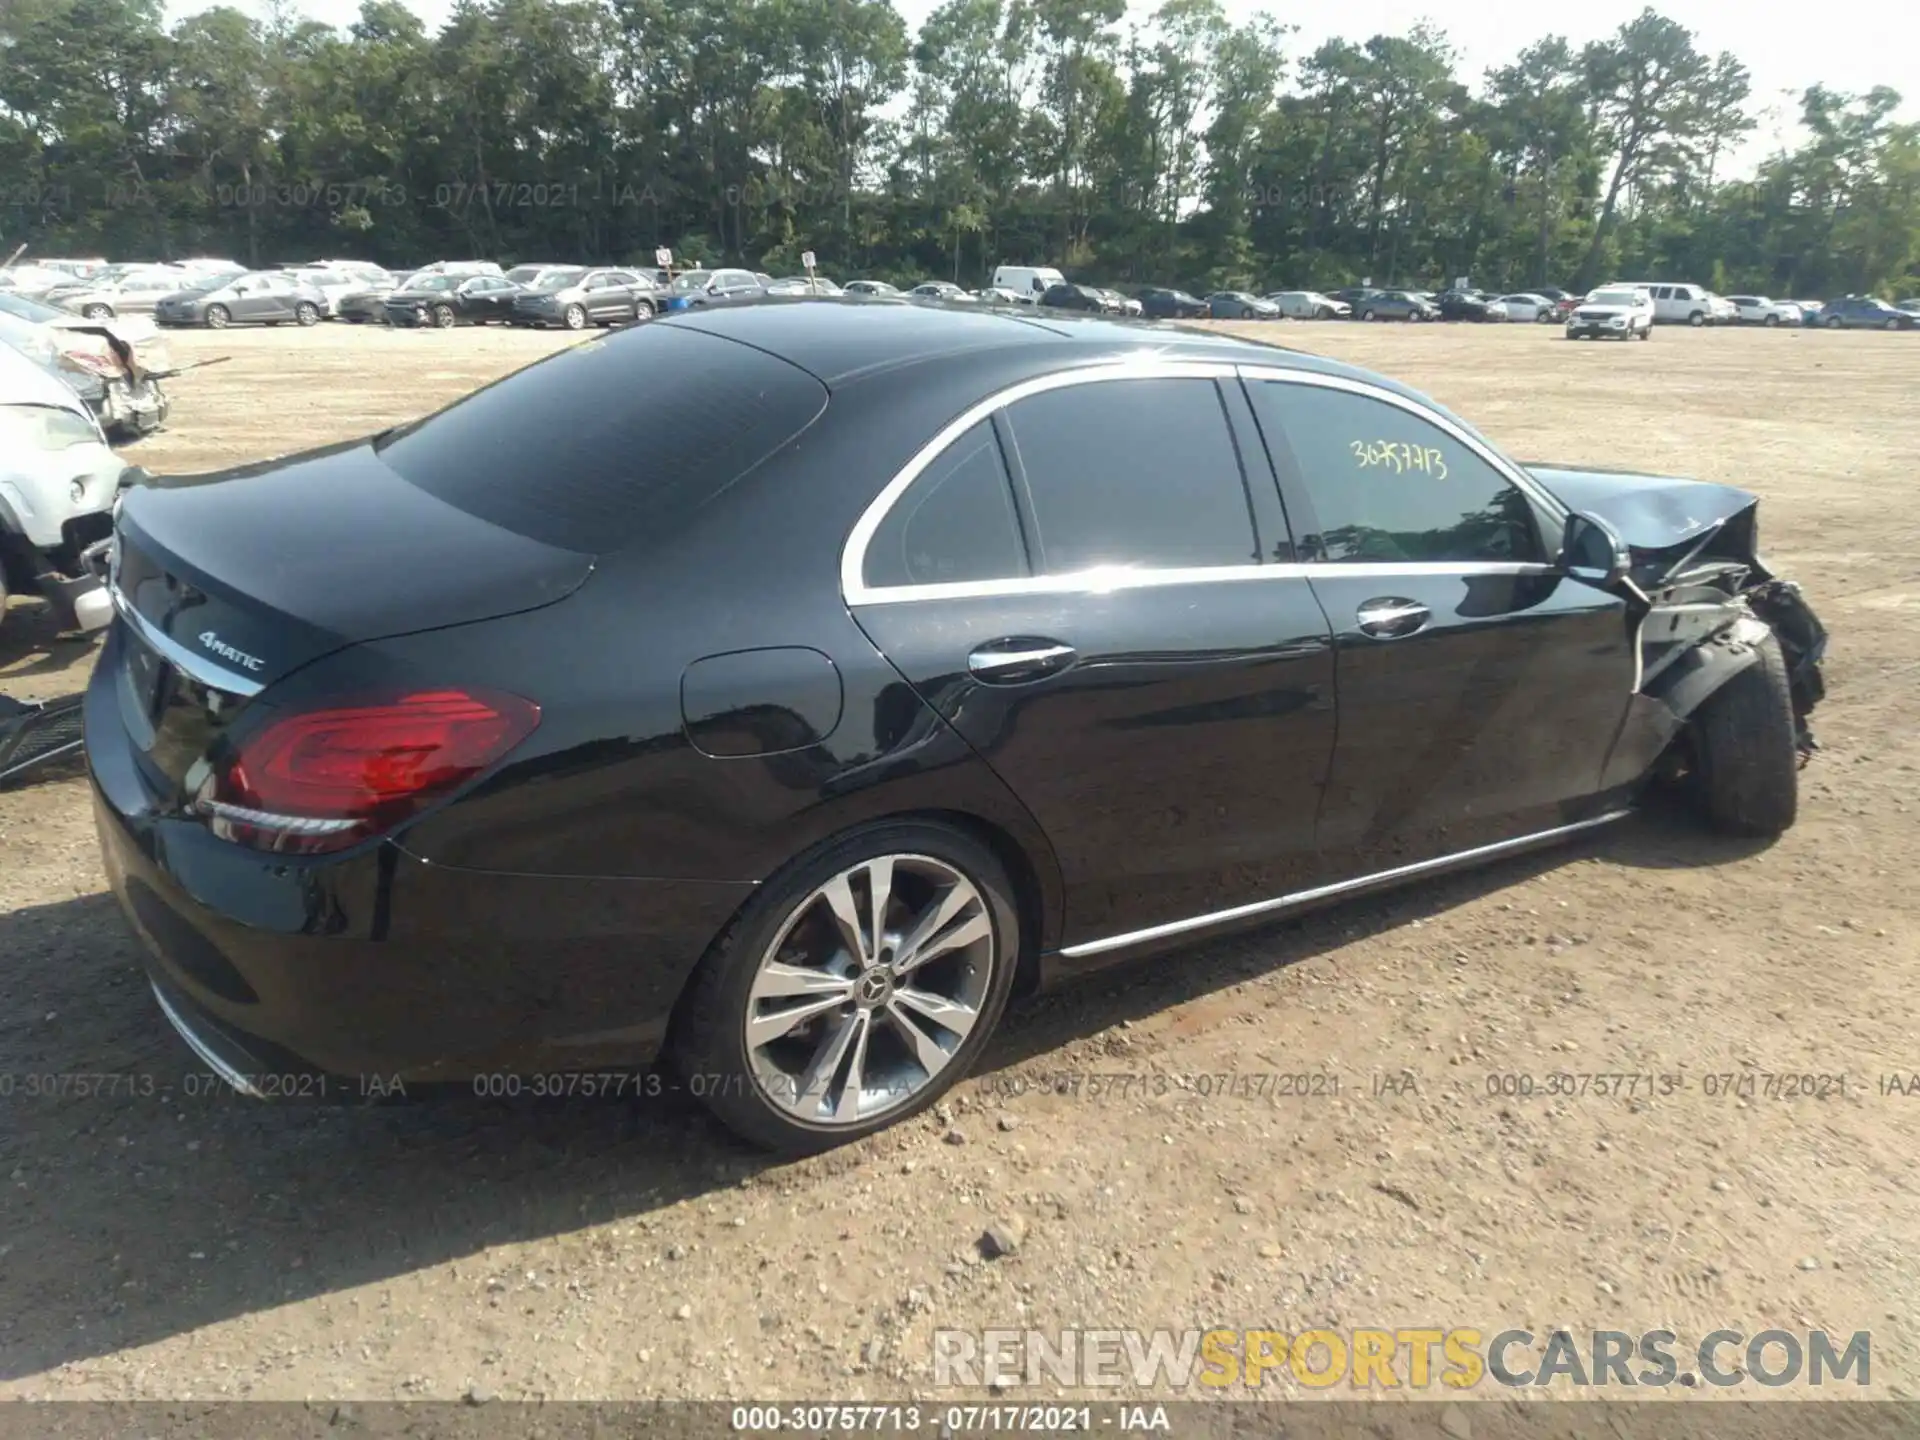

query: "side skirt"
xmin=1052 ymin=809 xmax=1633 ymax=965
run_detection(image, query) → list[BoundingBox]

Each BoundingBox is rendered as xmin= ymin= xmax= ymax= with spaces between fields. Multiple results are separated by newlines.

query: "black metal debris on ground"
xmin=0 ymin=691 xmax=85 ymax=785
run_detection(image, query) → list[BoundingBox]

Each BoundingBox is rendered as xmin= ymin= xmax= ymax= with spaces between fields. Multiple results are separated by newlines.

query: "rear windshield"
xmin=375 ymin=322 xmax=828 ymax=553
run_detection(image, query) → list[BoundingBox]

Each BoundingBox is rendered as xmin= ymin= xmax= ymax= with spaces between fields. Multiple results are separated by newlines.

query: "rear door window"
xmin=376 ymin=324 xmax=828 ymax=553
xmin=999 ymin=378 xmax=1260 ymax=573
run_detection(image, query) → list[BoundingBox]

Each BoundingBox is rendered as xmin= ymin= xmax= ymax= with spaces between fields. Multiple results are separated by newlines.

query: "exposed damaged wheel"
xmin=431 ymin=303 xmax=456 ymax=329
xmin=1689 ymin=630 xmax=1799 ymax=837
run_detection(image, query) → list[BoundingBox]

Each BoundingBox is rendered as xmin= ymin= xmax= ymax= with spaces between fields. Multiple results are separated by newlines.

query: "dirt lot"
xmin=3 ymin=318 xmax=1917 ymax=1405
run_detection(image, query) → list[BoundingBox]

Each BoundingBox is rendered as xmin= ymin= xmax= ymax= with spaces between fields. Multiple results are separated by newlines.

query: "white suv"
xmin=1727 ymin=295 xmax=1803 ymax=327
xmin=1630 ymin=282 xmax=1724 ymax=326
xmin=1564 ymin=286 xmax=1655 ymax=341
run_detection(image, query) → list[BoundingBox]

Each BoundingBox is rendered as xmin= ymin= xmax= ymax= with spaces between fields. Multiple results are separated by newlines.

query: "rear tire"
xmin=1764 ymin=314 xmax=1779 ymax=327
xmin=1689 ymin=632 xmax=1799 ymax=837
xmin=294 ymin=301 xmax=320 ymax=326
xmin=1886 ymin=317 xmax=1900 ymax=331
xmin=1688 ymin=310 xmax=1705 ymax=326
xmin=668 ymin=819 xmax=1021 ymax=1155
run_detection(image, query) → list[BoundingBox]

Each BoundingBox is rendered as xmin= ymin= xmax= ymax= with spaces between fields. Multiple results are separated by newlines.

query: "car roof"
xmin=653 ymin=296 xmax=1412 ymax=396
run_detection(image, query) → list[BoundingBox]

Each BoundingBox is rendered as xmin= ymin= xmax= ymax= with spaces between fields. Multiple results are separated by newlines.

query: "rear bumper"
xmin=84 ymin=637 xmax=754 ymax=1089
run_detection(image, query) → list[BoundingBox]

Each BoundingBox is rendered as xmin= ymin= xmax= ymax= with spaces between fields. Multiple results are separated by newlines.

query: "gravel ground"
xmin=1 ymin=317 xmax=1916 ymax=1406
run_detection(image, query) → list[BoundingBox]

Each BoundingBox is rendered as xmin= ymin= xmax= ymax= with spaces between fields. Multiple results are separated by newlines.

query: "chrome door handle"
xmin=1355 ymin=598 xmax=1431 ymax=639
xmin=967 ymin=641 xmax=1078 ymax=684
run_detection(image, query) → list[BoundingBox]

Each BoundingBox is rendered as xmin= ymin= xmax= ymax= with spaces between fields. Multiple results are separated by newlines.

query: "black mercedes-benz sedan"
xmin=87 ymin=301 xmax=1827 ymax=1153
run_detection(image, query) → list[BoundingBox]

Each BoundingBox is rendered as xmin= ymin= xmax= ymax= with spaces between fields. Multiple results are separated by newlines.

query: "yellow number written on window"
xmin=1348 ymin=439 xmax=1448 ymax=480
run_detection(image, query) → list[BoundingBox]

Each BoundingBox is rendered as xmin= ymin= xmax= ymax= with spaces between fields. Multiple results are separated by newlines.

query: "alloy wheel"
xmin=743 ymin=853 xmax=995 ymax=1128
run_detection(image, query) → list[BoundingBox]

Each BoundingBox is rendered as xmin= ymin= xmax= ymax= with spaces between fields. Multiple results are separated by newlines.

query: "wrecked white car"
xmin=0 ymin=341 xmax=131 ymax=635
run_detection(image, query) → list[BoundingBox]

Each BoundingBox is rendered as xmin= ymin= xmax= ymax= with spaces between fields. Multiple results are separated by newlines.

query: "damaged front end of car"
xmin=1530 ymin=464 xmax=1829 ymax=791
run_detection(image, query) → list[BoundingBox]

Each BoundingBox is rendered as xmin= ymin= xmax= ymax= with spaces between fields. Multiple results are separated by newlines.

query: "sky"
xmin=166 ymin=0 xmax=1917 ymax=181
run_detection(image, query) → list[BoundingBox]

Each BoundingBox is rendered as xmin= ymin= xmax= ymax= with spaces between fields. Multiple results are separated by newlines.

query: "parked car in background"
xmin=660 ymin=268 xmax=766 ymax=313
xmin=508 ymin=268 xmax=660 ymax=328
xmin=1896 ymin=298 xmax=1919 ymax=314
xmin=335 ymin=272 xmax=415 ymax=323
xmin=1726 ymin=295 xmax=1803 ymax=327
xmin=910 ymin=281 xmax=976 ymax=304
xmin=842 ymin=280 xmax=901 ymax=298
xmin=1326 ymin=287 xmax=1379 ymax=313
xmin=1788 ymin=299 xmax=1825 ymax=325
xmin=409 ymin=260 xmax=505 ymax=280
xmin=45 ymin=266 xmax=187 ymax=320
xmin=990 ymin=265 xmax=1067 ymax=301
xmin=502 ymin=264 xmax=578 ymax=290
xmin=1137 ymin=287 xmax=1209 ymax=319
xmin=1534 ymin=286 xmax=1579 ymax=316
xmin=1266 ymin=290 xmax=1350 ymax=320
xmin=155 ymin=271 xmax=327 ymax=329
xmin=28 ymin=258 xmax=110 ymax=279
xmin=767 ymin=276 xmax=844 ymax=296
xmin=1817 ymin=295 xmax=1918 ymax=330
xmin=1114 ymin=291 xmax=1144 ymax=317
xmin=1355 ymin=290 xmax=1438 ymax=322
xmin=975 ymin=286 xmax=1032 ymax=306
xmin=1564 ymin=285 xmax=1655 ymax=340
xmin=1205 ymin=291 xmax=1280 ymax=320
xmin=290 ymin=264 xmax=393 ymax=317
xmin=392 ymin=273 xmax=536 ymax=327
xmin=1435 ymin=290 xmax=1505 ymax=322
xmin=0 ymin=340 xmax=123 ymax=635
xmin=1038 ymin=282 xmax=1113 ymax=313
xmin=1629 ymin=282 xmax=1724 ymax=325
xmin=1495 ymin=293 xmax=1558 ymax=323
xmin=0 ymin=265 xmax=77 ymax=298
xmin=0 ymin=292 xmax=172 ymax=439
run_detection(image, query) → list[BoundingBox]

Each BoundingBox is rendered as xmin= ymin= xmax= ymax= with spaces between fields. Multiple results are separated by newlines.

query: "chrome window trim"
xmin=1059 ymin=809 xmax=1631 ymax=959
xmin=109 ymin=580 xmax=267 ymax=697
xmin=841 ymin=358 xmax=1241 ymax=607
xmin=841 ymin=358 xmax=1565 ymax=608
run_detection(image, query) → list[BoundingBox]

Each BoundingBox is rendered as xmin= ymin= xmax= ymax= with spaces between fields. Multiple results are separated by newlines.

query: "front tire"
xmin=668 ymin=820 xmax=1021 ymax=1155
xmin=563 ymin=304 xmax=588 ymax=330
xmin=1764 ymin=314 xmax=1779 ymax=327
xmin=205 ymin=305 xmax=230 ymax=329
xmin=1689 ymin=632 xmax=1799 ymax=837
xmin=1886 ymin=317 xmax=1900 ymax=331
xmin=1826 ymin=315 xmax=1842 ymax=330
xmin=1363 ymin=308 xmax=1378 ymax=322
xmin=431 ymin=303 xmax=456 ymax=329
xmin=82 ymin=304 xmax=113 ymax=320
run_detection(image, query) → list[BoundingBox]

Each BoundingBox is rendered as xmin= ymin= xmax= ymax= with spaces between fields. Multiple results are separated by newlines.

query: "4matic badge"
xmin=198 ymin=631 xmax=265 ymax=671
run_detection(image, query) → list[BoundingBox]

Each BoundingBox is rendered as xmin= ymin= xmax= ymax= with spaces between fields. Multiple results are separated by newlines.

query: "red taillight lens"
xmin=199 ymin=688 xmax=540 ymax=854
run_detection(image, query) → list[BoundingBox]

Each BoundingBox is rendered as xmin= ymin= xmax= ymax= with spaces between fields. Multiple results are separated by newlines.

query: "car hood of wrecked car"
xmin=1524 ymin=464 xmax=1760 ymax=551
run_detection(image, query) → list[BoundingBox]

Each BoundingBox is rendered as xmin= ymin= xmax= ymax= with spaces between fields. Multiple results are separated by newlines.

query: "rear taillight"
xmin=195 ymin=688 xmax=540 ymax=855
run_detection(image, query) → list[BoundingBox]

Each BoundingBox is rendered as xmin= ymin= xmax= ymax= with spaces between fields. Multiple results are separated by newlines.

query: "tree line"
xmin=2 ymin=0 xmax=1915 ymax=297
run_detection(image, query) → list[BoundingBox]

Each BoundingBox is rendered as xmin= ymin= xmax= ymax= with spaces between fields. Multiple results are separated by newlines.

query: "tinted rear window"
xmin=376 ymin=323 xmax=827 ymax=553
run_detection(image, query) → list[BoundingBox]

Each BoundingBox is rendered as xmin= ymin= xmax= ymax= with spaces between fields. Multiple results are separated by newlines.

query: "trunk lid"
xmin=108 ymin=440 xmax=593 ymax=793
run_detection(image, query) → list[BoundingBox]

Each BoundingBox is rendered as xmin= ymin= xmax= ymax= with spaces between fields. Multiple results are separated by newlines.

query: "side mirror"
xmin=1559 ymin=509 xmax=1632 ymax=587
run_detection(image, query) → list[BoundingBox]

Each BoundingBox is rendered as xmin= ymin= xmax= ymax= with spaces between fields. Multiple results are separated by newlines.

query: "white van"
xmin=990 ymin=265 xmax=1067 ymax=300
xmin=1625 ymin=282 xmax=1725 ymax=326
